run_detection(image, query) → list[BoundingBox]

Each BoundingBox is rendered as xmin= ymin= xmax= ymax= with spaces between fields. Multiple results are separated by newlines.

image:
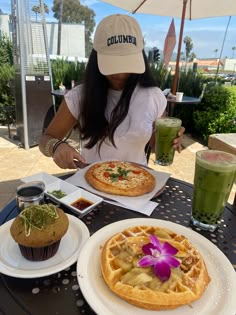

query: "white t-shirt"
xmin=64 ymin=84 xmax=167 ymax=165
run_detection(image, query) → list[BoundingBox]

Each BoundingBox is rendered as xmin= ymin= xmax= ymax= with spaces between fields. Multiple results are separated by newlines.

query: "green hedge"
xmin=0 ymin=64 xmax=15 ymax=125
xmin=193 ymin=85 xmax=236 ymax=143
xmin=0 ymin=35 xmax=15 ymax=126
xmin=51 ymin=59 xmax=86 ymax=90
xmin=178 ymin=69 xmax=203 ymax=97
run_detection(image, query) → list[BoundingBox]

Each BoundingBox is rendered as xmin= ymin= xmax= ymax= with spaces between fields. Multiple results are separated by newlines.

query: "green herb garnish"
xmin=48 ymin=189 xmax=67 ymax=199
xmin=20 ymin=204 xmax=59 ymax=236
xmin=106 ymin=166 xmax=131 ymax=182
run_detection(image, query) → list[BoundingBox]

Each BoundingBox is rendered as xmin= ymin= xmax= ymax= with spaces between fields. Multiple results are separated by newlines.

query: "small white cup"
xmin=176 ymin=92 xmax=184 ymax=102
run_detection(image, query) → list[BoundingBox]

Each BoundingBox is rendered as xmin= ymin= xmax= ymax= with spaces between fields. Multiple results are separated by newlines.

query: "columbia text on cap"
xmin=93 ymin=14 xmax=145 ymax=75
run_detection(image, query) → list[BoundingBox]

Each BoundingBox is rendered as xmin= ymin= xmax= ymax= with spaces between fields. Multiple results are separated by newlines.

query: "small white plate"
xmin=21 ymin=172 xmax=103 ymax=216
xmin=0 ymin=214 xmax=90 ymax=278
xmin=46 ymin=180 xmax=78 ymax=201
xmin=77 ymin=218 xmax=236 ymax=315
xmin=61 ymin=189 xmax=103 ymax=216
xmin=21 ymin=172 xmax=58 ymax=186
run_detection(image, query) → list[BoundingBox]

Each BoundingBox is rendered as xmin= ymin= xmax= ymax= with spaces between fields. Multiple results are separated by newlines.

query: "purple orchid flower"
xmin=138 ymin=235 xmax=180 ymax=282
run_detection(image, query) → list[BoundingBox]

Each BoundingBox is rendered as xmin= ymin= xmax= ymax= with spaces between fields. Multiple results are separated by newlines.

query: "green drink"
xmin=155 ymin=117 xmax=182 ymax=166
xmin=191 ymin=150 xmax=236 ymax=231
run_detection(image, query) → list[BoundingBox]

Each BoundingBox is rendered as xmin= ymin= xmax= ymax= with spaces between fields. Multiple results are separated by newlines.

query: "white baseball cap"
xmin=93 ymin=14 xmax=145 ymax=75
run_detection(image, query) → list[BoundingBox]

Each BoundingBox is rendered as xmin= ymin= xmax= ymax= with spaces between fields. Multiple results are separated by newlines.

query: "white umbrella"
xmin=100 ymin=0 xmax=235 ymax=93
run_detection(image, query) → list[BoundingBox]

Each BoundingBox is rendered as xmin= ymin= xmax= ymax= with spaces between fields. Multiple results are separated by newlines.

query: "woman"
xmin=39 ymin=14 xmax=184 ymax=169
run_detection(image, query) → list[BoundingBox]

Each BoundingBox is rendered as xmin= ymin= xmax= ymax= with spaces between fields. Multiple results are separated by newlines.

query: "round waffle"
xmin=101 ymin=225 xmax=211 ymax=310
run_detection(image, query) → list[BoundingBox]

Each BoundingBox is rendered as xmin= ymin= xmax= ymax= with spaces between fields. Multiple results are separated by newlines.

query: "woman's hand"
xmin=52 ymin=143 xmax=86 ymax=169
xmin=173 ymin=126 xmax=185 ymax=153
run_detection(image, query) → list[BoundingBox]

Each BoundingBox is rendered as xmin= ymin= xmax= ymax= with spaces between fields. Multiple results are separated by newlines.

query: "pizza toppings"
xmin=104 ymin=166 xmax=131 ymax=182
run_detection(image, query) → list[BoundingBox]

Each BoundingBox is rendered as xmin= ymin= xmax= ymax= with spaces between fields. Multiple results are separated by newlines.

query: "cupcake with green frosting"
xmin=10 ymin=204 xmax=69 ymax=261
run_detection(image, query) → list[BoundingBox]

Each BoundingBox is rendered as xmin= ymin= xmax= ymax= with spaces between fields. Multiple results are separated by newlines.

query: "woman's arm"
xmin=39 ymin=100 xmax=86 ymax=169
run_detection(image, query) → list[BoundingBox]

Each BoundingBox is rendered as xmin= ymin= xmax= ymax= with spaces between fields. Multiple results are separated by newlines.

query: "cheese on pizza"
xmin=85 ymin=161 xmax=156 ymax=196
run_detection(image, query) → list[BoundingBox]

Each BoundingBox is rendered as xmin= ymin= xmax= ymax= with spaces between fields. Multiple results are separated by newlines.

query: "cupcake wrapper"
xmin=19 ymin=240 xmax=61 ymax=261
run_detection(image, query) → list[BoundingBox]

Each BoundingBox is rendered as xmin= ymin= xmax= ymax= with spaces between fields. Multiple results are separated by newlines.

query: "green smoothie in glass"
xmin=155 ymin=117 xmax=182 ymax=166
xmin=191 ymin=150 xmax=236 ymax=231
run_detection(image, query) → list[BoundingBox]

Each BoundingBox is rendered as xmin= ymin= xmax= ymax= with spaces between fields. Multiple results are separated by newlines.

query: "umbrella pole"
xmin=172 ymin=0 xmax=188 ymax=96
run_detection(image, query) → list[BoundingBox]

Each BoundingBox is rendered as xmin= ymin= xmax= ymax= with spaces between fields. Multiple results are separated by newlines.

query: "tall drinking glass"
xmin=191 ymin=150 xmax=236 ymax=231
xmin=155 ymin=117 xmax=182 ymax=166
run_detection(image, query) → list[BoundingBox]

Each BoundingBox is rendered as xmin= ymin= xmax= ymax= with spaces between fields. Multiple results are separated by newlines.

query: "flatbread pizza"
xmin=85 ymin=161 xmax=156 ymax=197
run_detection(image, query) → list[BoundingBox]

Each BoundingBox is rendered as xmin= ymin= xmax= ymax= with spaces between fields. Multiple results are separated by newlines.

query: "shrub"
xmin=193 ymin=85 xmax=236 ymax=143
xmin=0 ymin=34 xmax=13 ymax=66
xmin=149 ymin=62 xmax=172 ymax=90
xmin=51 ymin=58 xmax=71 ymax=89
xmin=178 ymin=69 xmax=203 ymax=97
xmin=63 ymin=61 xmax=86 ymax=88
xmin=0 ymin=35 xmax=15 ymax=126
xmin=51 ymin=59 xmax=86 ymax=90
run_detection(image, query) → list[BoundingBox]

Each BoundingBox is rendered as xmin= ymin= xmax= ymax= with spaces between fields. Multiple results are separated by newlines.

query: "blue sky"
xmin=1 ymin=0 xmax=236 ymax=59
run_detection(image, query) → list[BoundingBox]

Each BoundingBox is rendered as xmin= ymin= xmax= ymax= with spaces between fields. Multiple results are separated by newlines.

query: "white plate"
xmin=60 ymin=189 xmax=103 ymax=216
xmin=21 ymin=172 xmax=58 ymax=186
xmin=0 ymin=215 xmax=90 ymax=278
xmin=45 ymin=179 xmax=78 ymax=200
xmin=77 ymin=218 xmax=236 ymax=315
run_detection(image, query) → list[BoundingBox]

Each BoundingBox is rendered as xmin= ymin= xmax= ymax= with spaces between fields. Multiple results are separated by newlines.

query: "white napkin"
xmin=104 ymin=200 xmax=159 ymax=216
xmin=66 ymin=163 xmax=171 ymax=210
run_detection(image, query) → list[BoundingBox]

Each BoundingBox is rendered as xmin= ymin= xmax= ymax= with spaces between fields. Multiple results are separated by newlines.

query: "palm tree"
xmin=183 ymin=36 xmax=193 ymax=62
xmin=232 ymin=46 xmax=236 ymax=59
xmin=213 ymin=49 xmax=218 ymax=58
xmin=32 ymin=4 xmax=49 ymax=22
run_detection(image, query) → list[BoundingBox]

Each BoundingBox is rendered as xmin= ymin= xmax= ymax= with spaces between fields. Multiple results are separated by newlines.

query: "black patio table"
xmin=167 ymin=96 xmax=201 ymax=116
xmin=0 ymin=177 xmax=235 ymax=315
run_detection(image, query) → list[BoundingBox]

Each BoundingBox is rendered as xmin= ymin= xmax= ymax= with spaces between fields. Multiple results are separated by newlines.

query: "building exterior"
xmin=0 ymin=12 xmax=86 ymax=60
xmin=169 ymin=58 xmax=236 ymax=74
xmin=32 ymin=22 xmax=85 ymax=59
xmin=0 ymin=11 xmax=11 ymax=38
xmin=222 ymin=58 xmax=236 ymax=72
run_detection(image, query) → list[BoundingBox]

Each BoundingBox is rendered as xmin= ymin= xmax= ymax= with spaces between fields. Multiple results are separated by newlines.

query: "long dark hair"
xmin=79 ymin=49 xmax=158 ymax=151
